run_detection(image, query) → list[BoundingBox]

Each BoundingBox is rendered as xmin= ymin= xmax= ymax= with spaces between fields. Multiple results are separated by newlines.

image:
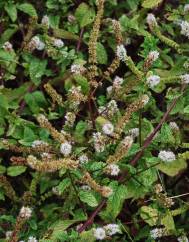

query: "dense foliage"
xmin=0 ymin=0 xmax=189 ymax=241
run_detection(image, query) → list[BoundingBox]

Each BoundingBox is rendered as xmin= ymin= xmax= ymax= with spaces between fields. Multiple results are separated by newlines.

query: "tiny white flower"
xmin=93 ymin=228 xmax=106 ymax=240
xmin=146 ymin=75 xmax=160 ymax=88
xmin=37 ymin=41 xmax=45 ymax=50
xmin=19 ymin=206 xmax=32 ymax=219
xmin=28 ymin=236 xmax=38 ymax=242
xmin=32 ymin=140 xmax=47 ymax=148
xmin=71 ymin=64 xmax=83 ymax=74
xmin=53 ymin=38 xmax=64 ymax=48
xmin=79 ymin=154 xmax=89 ymax=164
xmin=106 ymin=164 xmax=120 ymax=176
xmin=116 ymin=44 xmax=127 ymax=61
xmin=178 ymin=235 xmax=188 ymax=242
xmin=41 ymin=152 xmax=52 ymax=159
xmin=5 ymin=231 xmax=13 ymax=239
xmin=93 ymin=132 xmax=105 ymax=153
xmin=60 ymin=142 xmax=72 ymax=156
xmin=29 ymin=36 xmax=45 ymax=51
xmin=113 ymin=76 xmax=123 ymax=87
xmin=181 ymin=74 xmax=189 ymax=84
xmin=2 ymin=41 xmax=13 ymax=51
xmin=128 ymin=128 xmax=139 ymax=138
xmin=141 ymin=94 xmax=149 ymax=105
xmin=147 ymin=13 xmax=157 ymax=27
xmin=65 ymin=112 xmax=76 ymax=126
xmin=184 ymin=4 xmax=189 ymax=13
xmin=104 ymin=224 xmax=120 ymax=236
xmin=102 ymin=122 xmax=114 ymax=135
xmin=158 ymin=150 xmax=176 ymax=162
xmin=180 ymin=21 xmax=189 ymax=38
xmin=150 ymin=228 xmax=164 ymax=239
xmin=122 ymin=136 xmax=133 ymax=147
xmin=98 ymin=106 xmax=106 ymax=114
xmin=169 ymin=122 xmax=179 ymax=131
xmin=148 ymin=50 xmax=159 ymax=62
xmin=101 ymin=186 xmax=113 ymax=197
xmin=41 ymin=15 xmax=49 ymax=27
xmin=106 ymin=86 xmax=113 ymax=95
xmin=80 ymin=185 xmax=91 ymax=190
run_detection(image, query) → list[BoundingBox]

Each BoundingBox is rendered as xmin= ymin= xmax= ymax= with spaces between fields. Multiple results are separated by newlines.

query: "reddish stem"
xmin=77 ymin=85 xmax=186 ymax=233
xmin=77 ymin=28 xmax=84 ymax=52
xmin=77 ymin=198 xmax=106 ymax=233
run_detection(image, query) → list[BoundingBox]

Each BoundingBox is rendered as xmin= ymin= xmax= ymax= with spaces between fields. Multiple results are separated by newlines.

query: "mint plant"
xmin=0 ymin=0 xmax=189 ymax=241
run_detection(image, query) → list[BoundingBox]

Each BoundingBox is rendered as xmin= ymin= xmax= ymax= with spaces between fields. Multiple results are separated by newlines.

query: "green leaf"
xmin=184 ymin=105 xmax=189 ymax=114
xmin=96 ymin=43 xmax=108 ymax=65
xmin=161 ymin=212 xmax=175 ymax=231
xmin=79 ymin=190 xmax=98 ymax=207
xmin=5 ymin=3 xmax=17 ymax=22
xmin=0 ymin=165 xmax=6 ymax=175
xmin=75 ymin=3 xmax=95 ymax=27
xmin=29 ymin=58 xmax=47 ymax=86
xmin=0 ymin=26 xmax=18 ymax=44
xmin=80 ymin=230 xmax=95 ymax=242
xmin=24 ymin=91 xmax=48 ymax=114
xmin=157 ymin=159 xmax=187 ymax=176
xmin=74 ymin=121 xmax=88 ymax=143
xmin=0 ymin=49 xmax=15 ymax=62
xmin=57 ymin=178 xmax=71 ymax=193
xmin=100 ymin=182 xmax=131 ymax=221
xmin=142 ymin=0 xmax=163 ymax=8
xmin=17 ymin=3 xmax=37 ymax=17
xmin=74 ymin=75 xmax=90 ymax=95
xmin=7 ymin=166 xmax=27 ymax=176
xmin=53 ymin=29 xmax=79 ymax=41
xmin=140 ymin=206 xmax=159 ymax=226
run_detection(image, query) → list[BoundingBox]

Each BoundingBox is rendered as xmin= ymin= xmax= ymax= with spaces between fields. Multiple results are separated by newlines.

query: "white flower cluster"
xmin=32 ymin=140 xmax=47 ymax=148
xmin=147 ymin=13 xmax=157 ymax=27
xmin=184 ymin=4 xmax=189 ymax=13
xmin=93 ymin=224 xmax=120 ymax=240
xmin=80 ymin=185 xmax=91 ymax=190
xmin=19 ymin=206 xmax=32 ymax=219
xmin=150 ymin=227 xmax=165 ymax=239
xmin=141 ymin=95 xmax=150 ymax=106
xmin=65 ymin=112 xmax=76 ymax=127
xmin=148 ymin=50 xmax=159 ymax=62
xmin=93 ymin=132 xmax=106 ymax=153
xmin=53 ymin=38 xmax=64 ymax=48
xmin=29 ymin=36 xmax=45 ymax=51
xmin=28 ymin=236 xmax=38 ymax=242
xmin=158 ymin=150 xmax=176 ymax=163
xmin=60 ymin=141 xmax=72 ymax=156
xmin=102 ymin=122 xmax=114 ymax=135
xmin=116 ymin=44 xmax=127 ymax=61
xmin=122 ymin=136 xmax=133 ymax=147
xmin=105 ymin=164 xmax=120 ymax=176
xmin=71 ymin=64 xmax=84 ymax=74
xmin=41 ymin=15 xmax=49 ymax=27
xmin=180 ymin=21 xmax=189 ymax=38
xmin=169 ymin=122 xmax=179 ymax=131
xmin=5 ymin=231 xmax=12 ymax=240
xmin=181 ymin=74 xmax=189 ymax=84
xmin=99 ymin=100 xmax=119 ymax=118
xmin=113 ymin=76 xmax=123 ymax=87
xmin=128 ymin=128 xmax=139 ymax=138
xmin=79 ymin=154 xmax=89 ymax=165
xmin=146 ymin=75 xmax=160 ymax=88
xmin=178 ymin=235 xmax=188 ymax=242
xmin=2 ymin=41 xmax=13 ymax=51
xmin=107 ymin=76 xmax=124 ymax=95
